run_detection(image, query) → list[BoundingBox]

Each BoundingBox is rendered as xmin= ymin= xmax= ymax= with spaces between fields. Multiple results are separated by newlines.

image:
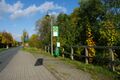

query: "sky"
xmin=0 ymin=0 xmax=79 ymax=41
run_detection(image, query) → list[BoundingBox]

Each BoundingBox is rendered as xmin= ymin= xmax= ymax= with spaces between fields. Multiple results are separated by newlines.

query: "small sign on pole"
xmin=57 ymin=42 xmax=60 ymax=47
xmin=53 ymin=32 xmax=58 ymax=36
xmin=53 ymin=26 xmax=58 ymax=36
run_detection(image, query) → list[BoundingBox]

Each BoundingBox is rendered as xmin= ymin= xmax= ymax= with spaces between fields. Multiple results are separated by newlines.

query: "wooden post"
xmin=109 ymin=48 xmax=115 ymax=71
xmin=45 ymin=46 xmax=47 ymax=52
xmin=85 ymin=47 xmax=88 ymax=64
xmin=71 ymin=47 xmax=74 ymax=60
xmin=47 ymin=46 xmax=48 ymax=52
xmin=62 ymin=48 xmax=65 ymax=58
xmin=48 ymin=46 xmax=50 ymax=53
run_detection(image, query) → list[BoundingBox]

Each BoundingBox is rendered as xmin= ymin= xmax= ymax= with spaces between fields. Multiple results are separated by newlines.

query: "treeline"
xmin=0 ymin=31 xmax=19 ymax=48
xmin=21 ymin=30 xmax=30 ymax=48
xmin=29 ymin=0 xmax=120 ymax=64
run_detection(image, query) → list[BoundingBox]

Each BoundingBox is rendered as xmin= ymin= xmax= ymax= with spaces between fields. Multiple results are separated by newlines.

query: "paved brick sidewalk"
xmin=34 ymin=54 xmax=92 ymax=80
xmin=0 ymin=51 xmax=57 ymax=80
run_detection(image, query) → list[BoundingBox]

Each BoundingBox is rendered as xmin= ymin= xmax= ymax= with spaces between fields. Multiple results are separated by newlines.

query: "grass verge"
xmin=22 ymin=47 xmax=119 ymax=80
xmin=0 ymin=48 xmax=7 ymax=53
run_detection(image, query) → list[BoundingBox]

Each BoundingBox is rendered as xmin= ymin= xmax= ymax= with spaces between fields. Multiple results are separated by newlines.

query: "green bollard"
xmin=55 ymin=47 xmax=59 ymax=57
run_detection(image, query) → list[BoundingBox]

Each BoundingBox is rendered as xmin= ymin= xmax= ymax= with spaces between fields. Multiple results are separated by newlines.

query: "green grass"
xmin=60 ymin=58 xmax=118 ymax=80
xmin=22 ymin=47 xmax=119 ymax=80
xmin=22 ymin=47 xmax=52 ymax=57
xmin=0 ymin=48 xmax=6 ymax=53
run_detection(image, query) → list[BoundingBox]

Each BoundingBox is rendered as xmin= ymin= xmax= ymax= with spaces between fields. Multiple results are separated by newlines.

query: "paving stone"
xmin=0 ymin=51 xmax=57 ymax=80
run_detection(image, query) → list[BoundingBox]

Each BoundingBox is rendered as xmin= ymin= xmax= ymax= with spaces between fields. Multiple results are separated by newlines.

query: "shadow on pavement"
xmin=34 ymin=58 xmax=43 ymax=66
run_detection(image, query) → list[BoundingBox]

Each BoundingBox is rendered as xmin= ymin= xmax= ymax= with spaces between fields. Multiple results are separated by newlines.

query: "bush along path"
xmin=23 ymin=47 xmax=119 ymax=80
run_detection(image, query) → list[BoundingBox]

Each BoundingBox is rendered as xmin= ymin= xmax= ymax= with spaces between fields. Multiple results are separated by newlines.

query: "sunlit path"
xmin=0 ymin=49 xmax=57 ymax=80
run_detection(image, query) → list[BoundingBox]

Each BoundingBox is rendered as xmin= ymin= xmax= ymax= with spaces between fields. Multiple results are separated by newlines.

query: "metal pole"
xmin=51 ymin=15 xmax=53 ymax=56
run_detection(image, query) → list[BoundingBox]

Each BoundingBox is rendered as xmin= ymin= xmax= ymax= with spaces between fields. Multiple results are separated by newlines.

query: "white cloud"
xmin=0 ymin=0 xmax=67 ymax=19
xmin=10 ymin=5 xmax=39 ymax=19
xmin=9 ymin=1 xmax=23 ymax=13
xmin=39 ymin=1 xmax=54 ymax=13
xmin=0 ymin=0 xmax=22 ymax=12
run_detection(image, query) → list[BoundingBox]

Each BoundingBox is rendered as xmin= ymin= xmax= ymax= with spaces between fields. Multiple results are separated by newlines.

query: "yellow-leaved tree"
xmin=99 ymin=20 xmax=117 ymax=46
xmin=86 ymin=22 xmax=96 ymax=63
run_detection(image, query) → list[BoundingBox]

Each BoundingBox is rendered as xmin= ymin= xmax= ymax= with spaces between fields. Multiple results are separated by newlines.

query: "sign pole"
xmin=53 ymin=26 xmax=60 ymax=57
xmin=56 ymin=26 xmax=59 ymax=57
xmin=51 ymin=16 xmax=53 ymax=56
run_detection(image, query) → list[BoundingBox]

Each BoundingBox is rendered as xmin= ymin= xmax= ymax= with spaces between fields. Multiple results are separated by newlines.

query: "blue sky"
xmin=0 ymin=0 xmax=79 ymax=41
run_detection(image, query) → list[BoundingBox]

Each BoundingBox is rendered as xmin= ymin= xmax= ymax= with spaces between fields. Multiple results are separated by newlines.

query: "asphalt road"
xmin=0 ymin=47 xmax=20 ymax=72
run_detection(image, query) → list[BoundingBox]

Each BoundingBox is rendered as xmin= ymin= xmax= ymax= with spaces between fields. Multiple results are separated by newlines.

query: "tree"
xmin=78 ymin=0 xmax=105 ymax=62
xmin=0 ymin=32 xmax=2 ymax=43
xmin=0 ymin=32 xmax=2 ymax=48
xmin=36 ymin=15 xmax=51 ymax=47
xmin=57 ymin=13 xmax=71 ymax=47
xmin=29 ymin=34 xmax=41 ymax=48
xmin=0 ymin=31 xmax=14 ymax=48
xmin=99 ymin=20 xmax=118 ymax=46
xmin=21 ymin=30 xmax=29 ymax=47
xmin=21 ymin=30 xmax=29 ymax=43
xmin=70 ymin=8 xmax=81 ymax=45
xmin=34 ymin=0 xmax=120 ymax=64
